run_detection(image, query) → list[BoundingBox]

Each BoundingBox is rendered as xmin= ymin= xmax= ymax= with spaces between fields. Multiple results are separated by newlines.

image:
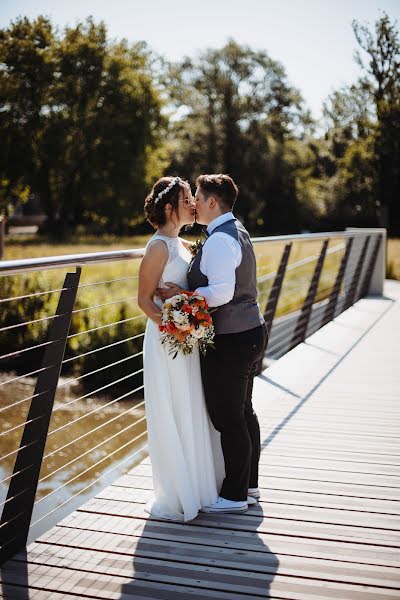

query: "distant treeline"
xmin=0 ymin=13 xmax=399 ymax=235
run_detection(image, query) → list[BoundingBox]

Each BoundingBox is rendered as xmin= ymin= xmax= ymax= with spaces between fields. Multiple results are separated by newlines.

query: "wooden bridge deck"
xmin=1 ymin=281 xmax=400 ymax=599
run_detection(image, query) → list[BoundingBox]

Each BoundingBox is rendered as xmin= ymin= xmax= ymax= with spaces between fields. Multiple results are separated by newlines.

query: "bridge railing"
xmin=0 ymin=228 xmax=385 ymax=564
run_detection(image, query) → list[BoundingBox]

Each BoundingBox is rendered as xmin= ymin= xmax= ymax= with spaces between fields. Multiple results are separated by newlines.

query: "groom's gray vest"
xmin=187 ymin=218 xmax=264 ymax=335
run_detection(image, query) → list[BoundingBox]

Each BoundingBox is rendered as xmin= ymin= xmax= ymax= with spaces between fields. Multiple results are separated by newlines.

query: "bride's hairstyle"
xmin=144 ymin=176 xmax=188 ymax=228
xmin=196 ymin=174 xmax=238 ymax=210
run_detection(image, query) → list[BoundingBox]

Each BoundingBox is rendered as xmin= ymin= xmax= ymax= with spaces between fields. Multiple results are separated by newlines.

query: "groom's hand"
xmin=156 ymin=282 xmax=181 ymax=300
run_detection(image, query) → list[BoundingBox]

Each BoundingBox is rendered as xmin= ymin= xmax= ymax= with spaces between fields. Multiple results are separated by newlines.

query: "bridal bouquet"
xmin=158 ymin=291 xmax=215 ymax=358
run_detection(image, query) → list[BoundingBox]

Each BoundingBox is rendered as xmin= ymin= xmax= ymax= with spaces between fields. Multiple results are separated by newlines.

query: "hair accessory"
xmin=154 ymin=177 xmax=181 ymax=204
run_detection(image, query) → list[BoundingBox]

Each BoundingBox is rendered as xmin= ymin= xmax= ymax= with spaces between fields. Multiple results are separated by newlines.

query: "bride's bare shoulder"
xmin=144 ymin=238 xmax=169 ymax=260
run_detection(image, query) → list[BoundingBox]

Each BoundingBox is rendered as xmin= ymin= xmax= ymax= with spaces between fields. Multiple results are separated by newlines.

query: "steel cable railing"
xmin=78 ymin=275 xmax=138 ymax=289
xmin=0 ymin=331 xmax=144 ymax=398
xmin=57 ymin=349 xmax=143 ymax=389
xmin=47 ymin=369 xmax=144 ymax=437
xmin=29 ymin=440 xmax=148 ymax=532
xmin=50 ymin=369 xmax=144 ymax=416
xmin=266 ymin=255 xmax=369 ymax=357
xmin=0 ymin=228 xmax=384 ymax=565
xmin=66 ymin=313 xmax=146 ymax=339
xmin=267 ymin=265 xmax=356 ymax=338
xmin=0 ymin=441 xmax=38 ymax=464
xmin=0 ymin=255 xmax=147 ymax=562
xmin=0 ymin=342 xmax=144 ymax=415
xmin=42 ymin=401 xmax=145 ymax=465
xmin=267 ymin=264 xmax=358 ymax=342
xmin=0 ymin=293 xmax=141 ymax=336
xmin=0 ymin=364 xmax=55 ymax=388
xmin=0 ymin=465 xmax=32 ymax=487
xmin=0 ymin=414 xmax=45 ymax=439
xmin=256 ymin=241 xmax=345 ymax=283
xmin=0 ymin=286 xmax=69 ymax=304
xmin=38 ymin=415 xmax=147 ymax=488
xmin=0 ymin=337 xmax=65 ymax=362
xmin=62 ymin=331 xmax=145 ymax=365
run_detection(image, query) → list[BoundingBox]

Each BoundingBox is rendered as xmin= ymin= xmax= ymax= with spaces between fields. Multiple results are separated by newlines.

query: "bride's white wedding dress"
xmin=143 ymin=233 xmax=225 ymax=521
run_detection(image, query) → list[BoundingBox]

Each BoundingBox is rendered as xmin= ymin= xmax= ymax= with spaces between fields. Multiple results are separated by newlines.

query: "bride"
xmin=138 ymin=176 xmax=224 ymax=521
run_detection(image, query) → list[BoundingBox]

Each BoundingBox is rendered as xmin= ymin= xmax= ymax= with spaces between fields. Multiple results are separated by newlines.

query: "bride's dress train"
xmin=143 ymin=233 xmax=224 ymax=521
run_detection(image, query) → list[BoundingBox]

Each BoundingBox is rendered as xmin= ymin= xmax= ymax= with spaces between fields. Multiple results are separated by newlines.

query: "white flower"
xmin=191 ymin=325 xmax=205 ymax=339
xmin=172 ymin=310 xmax=189 ymax=325
xmin=169 ymin=293 xmax=185 ymax=307
xmin=176 ymin=323 xmax=192 ymax=331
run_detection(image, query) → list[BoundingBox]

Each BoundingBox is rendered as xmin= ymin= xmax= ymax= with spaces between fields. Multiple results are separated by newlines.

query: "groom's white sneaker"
xmin=247 ymin=495 xmax=258 ymax=506
xmin=200 ymin=496 xmax=248 ymax=514
xmin=248 ymin=487 xmax=261 ymax=500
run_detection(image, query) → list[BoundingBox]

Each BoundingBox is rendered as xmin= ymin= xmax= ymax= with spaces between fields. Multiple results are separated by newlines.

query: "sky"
xmin=1 ymin=0 xmax=399 ymax=119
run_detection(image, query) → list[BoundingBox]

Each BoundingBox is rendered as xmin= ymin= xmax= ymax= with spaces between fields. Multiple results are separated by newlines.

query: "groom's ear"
xmin=208 ymin=195 xmax=217 ymax=208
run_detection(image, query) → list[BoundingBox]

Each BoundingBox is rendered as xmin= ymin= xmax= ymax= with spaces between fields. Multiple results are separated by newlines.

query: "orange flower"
xmin=196 ymin=311 xmax=212 ymax=324
xmin=166 ymin=322 xmax=178 ymax=334
xmin=174 ymin=329 xmax=190 ymax=342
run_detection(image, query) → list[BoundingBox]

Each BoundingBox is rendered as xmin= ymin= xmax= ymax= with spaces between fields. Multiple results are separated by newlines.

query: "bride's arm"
xmin=138 ymin=241 xmax=168 ymax=326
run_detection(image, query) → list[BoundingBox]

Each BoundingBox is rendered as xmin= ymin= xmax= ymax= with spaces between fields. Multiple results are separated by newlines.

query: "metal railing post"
xmin=0 ymin=267 xmax=81 ymax=565
xmin=322 ymin=237 xmax=354 ymax=326
xmin=263 ymin=243 xmax=292 ymax=335
xmin=290 ymin=239 xmax=328 ymax=349
xmin=359 ymin=235 xmax=383 ymax=299
xmin=344 ymin=236 xmax=370 ymax=310
xmin=255 ymin=243 xmax=292 ymax=374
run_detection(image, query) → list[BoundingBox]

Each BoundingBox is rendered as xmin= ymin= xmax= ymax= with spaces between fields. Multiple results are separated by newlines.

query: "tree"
xmin=0 ymin=16 xmax=55 ymax=217
xmin=0 ymin=16 xmax=167 ymax=234
xmin=353 ymin=12 xmax=400 ymax=234
xmin=165 ymin=40 xmax=312 ymax=232
xmin=322 ymin=84 xmax=377 ymax=225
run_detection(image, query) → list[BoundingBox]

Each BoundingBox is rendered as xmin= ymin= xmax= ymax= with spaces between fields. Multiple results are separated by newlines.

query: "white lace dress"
xmin=143 ymin=233 xmax=225 ymax=521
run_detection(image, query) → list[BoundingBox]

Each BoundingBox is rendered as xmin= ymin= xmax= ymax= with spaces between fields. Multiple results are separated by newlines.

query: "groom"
xmin=160 ymin=174 xmax=268 ymax=513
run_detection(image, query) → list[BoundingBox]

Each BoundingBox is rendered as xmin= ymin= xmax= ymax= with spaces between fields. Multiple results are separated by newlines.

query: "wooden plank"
xmin=103 ymin=483 xmax=400 ymax=515
xmin=257 ymin=457 xmax=400 ymax=476
xmin=0 ymin=587 xmax=85 ymax=600
xmin=77 ymin=497 xmax=400 ymax=546
xmin=132 ymin=462 xmax=400 ymax=489
xmin=244 ymin=448 xmax=400 ymax=465
xmin=256 ymin=456 xmax=400 ymax=474
xmin=116 ymin=471 xmax=400 ymax=501
xmin=97 ymin=484 xmax=400 ymax=526
xmin=56 ymin=511 xmax=400 ymax=567
xmin=142 ymin=454 xmax=400 ymax=475
xmin=25 ymin=528 xmax=400 ymax=589
xmin=0 ymin=560 xmax=267 ymax=600
xmin=3 ymin=550 xmax=400 ymax=600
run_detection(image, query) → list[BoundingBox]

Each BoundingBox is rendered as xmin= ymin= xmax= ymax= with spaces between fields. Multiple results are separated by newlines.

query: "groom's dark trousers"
xmin=200 ymin=321 xmax=268 ymax=501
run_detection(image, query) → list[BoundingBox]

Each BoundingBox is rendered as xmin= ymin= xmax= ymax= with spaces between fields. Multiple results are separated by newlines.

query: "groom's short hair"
xmin=196 ymin=174 xmax=238 ymax=210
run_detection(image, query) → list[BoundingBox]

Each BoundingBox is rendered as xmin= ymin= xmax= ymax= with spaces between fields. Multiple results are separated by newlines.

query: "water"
xmin=0 ymin=373 xmax=147 ymax=542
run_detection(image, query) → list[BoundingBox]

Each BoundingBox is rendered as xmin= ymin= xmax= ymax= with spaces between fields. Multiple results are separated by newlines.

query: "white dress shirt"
xmin=194 ymin=212 xmax=242 ymax=308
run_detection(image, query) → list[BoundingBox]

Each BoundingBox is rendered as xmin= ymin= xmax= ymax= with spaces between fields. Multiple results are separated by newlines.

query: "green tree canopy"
xmin=0 ymin=16 xmax=167 ymax=233
xmin=164 ymin=40 xmax=313 ymax=232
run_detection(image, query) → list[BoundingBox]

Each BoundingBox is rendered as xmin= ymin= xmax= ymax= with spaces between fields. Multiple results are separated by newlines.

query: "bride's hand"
xmin=156 ymin=282 xmax=181 ymax=300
